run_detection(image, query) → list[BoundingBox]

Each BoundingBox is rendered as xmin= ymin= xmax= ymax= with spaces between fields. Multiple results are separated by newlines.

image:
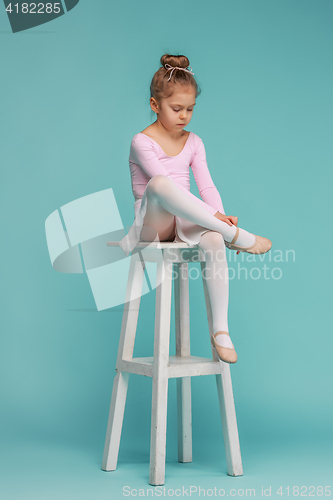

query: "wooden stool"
xmin=102 ymin=241 xmax=243 ymax=485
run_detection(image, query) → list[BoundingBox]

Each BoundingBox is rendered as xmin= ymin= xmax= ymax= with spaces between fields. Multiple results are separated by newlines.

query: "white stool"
xmin=102 ymin=241 xmax=243 ymax=485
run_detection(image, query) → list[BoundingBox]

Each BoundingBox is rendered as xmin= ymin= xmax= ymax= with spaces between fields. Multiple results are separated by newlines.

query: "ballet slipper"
xmin=210 ymin=331 xmax=238 ymax=364
xmin=225 ymin=227 xmax=272 ymax=254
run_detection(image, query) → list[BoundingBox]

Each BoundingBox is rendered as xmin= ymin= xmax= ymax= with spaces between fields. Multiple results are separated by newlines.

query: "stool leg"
xmin=101 ymin=370 xmax=130 ymax=471
xmin=102 ymin=252 xmax=146 ymax=472
xmin=149 ymin=252 xmax=173 ymax=486
xmin=200 ymin=261 xmax=243 ymax=477
xmin=174 ymin=262 xmax=192 ymax=463
xmin=215 ymin=363 xmax=243 ymax=476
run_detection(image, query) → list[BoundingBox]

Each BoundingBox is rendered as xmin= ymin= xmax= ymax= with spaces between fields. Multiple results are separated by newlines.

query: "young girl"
xmin=119 ymin=53 xmax=272 ymax=364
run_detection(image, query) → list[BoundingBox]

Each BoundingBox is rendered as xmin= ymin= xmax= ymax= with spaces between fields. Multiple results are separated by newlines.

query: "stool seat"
xmin=102 ymin=240 xmax=243 ymax=485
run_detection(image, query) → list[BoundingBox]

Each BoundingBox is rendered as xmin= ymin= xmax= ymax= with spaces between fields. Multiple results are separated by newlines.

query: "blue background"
xmin=1 ymin=0 xmax=332 ymax=498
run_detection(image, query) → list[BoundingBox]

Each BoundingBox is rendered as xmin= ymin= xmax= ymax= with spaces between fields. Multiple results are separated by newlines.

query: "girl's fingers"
xmin=221 ymin=217 xmax=231 ymax=226
xmin=219 ymin=215 xmax=234 ymax=226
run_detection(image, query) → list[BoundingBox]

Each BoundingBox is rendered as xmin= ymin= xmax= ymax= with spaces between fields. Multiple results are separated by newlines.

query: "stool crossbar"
xmin=102 ymin=241 xmax=243 ymax=485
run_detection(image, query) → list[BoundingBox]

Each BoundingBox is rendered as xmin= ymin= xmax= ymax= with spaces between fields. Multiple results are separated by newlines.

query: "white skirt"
xmin=119 ymin=178 xmax=210 ymax=256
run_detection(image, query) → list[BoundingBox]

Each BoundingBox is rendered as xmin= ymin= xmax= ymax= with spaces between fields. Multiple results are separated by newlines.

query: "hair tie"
xmin=164 ymin=64 xmax=195 ymax=82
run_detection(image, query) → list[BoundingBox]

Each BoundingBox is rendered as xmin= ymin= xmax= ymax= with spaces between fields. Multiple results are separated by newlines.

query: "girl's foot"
xmin=225 ymin=227 xmax=272 ymax=255
xmin=211 ymin=331 xmax=238 ymax=364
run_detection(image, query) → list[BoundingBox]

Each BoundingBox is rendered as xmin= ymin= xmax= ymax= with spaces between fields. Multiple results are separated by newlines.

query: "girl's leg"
xmin=198 ymin=231 xmax=231 ymax=344
xmin=140 ymin=177 xmax=237 ymax=360
xmin=140 ymin=187 xmax=176 ymax=242
xmin=142 ymin=175 xmax=255 ymax=247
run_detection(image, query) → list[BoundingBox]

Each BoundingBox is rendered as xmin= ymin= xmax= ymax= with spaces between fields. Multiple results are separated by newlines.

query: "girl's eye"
xmin=173 ymin=109 xmax=193 ymax=112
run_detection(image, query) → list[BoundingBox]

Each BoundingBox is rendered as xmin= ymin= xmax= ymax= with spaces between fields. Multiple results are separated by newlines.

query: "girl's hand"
xmin=214 ymin=212 xmax=238 ymax=227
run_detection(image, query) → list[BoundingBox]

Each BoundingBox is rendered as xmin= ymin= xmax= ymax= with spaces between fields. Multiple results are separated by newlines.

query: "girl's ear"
xmin=150 ymin=97 xmax=159 ymax=114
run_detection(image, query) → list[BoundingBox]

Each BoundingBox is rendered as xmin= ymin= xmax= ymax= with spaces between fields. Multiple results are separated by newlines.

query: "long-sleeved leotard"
xmin=130 ymin=131 xmax=225 ymax=216
xmin=119 ymin=131 xmax=227 ymax=256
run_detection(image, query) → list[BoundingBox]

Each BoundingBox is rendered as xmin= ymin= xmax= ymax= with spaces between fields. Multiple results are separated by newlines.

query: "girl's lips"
xmin=177 ymin=124 xmax=185 ymax=126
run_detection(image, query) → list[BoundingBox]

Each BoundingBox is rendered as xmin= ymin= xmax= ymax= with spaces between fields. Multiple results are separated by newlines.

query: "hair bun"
xmin=150 ymin=53 xmax=201 ymax=105
xmin=160 ymin=53 xmax=190 ymax=69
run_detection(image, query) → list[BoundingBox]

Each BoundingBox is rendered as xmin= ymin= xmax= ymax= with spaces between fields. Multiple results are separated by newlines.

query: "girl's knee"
xmin=201 ymin=230 xmax=225 ymax=250
xmin=199 ymin=231 xmax=227 ymax=262
xmin=147 ymin=175 xmax=170 ymax=195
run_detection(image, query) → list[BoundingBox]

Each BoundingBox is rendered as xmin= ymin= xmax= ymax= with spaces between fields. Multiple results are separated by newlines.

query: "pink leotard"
xmin=119 ymin=131 xmax=225 ymax=256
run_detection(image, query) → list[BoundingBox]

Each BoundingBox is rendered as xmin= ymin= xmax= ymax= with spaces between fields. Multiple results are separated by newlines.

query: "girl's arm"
xmin=131 ymin=136 xmax=219 ymax=216
xmin=190 ymin=135 xmax=226 ymax=215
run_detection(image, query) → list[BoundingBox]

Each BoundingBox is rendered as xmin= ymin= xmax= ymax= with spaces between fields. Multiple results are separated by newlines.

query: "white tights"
xmin=140 ymin=175 xmax=254 ymax=338
xmin=198 ymin=231 xmax=229 ymax=334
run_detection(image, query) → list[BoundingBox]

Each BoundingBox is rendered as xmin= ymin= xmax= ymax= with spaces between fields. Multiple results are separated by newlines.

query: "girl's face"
xmin=151 ymin=86 xmax=196 ymax=133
